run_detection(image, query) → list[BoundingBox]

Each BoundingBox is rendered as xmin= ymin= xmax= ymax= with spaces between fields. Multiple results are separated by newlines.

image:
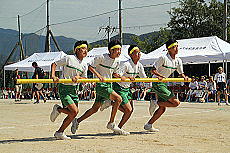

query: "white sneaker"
xmin=50 ymin=104 xmax=61 ymax=122
xmin=144 ymin=123 xmax=159 ymax=132
xmin=113 ymin=129 xmax=130 ymax=135
xmin=100 ymin=100 xmax=112 ymax=111
xmin=107 ymin=122 xmax=123 ymax=133
xmin=71 ymin=118 xmax=79 ymax=134
xmin=149 ymin=100 xmax=158 ymax=116
xmin=54 ymin=131 xmax=71 ymax=140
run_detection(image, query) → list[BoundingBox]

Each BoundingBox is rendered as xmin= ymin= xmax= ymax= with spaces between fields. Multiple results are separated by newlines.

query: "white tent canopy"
xmin=4 ymin=51 xmax=67 ymax=72
xmin=84 ymin=45 xmax=146 ymax=63
xmin=140 ymin=36 xmax=230 ymax=67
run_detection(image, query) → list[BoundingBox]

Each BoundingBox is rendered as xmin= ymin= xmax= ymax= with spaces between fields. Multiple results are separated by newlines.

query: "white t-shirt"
xmin=189 ymin=81 xmax=198 ymax=90
xmin=153 ymin=53 xmax=184 ymax=78
xmin=90 ymin=53 xmax=120 ymax=78
xmin=214 ymin=72 xmax=226 ymax=83
xmin=118 ymin=59 xmax=147 ymax=88
xmin=55 ymin=55 xmax=88 ymax=85
xmin=207 ymin=81 xmax=216 ymax=91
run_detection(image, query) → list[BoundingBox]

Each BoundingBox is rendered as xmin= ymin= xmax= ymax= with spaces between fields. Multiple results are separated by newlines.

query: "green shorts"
xmin=113 ymin=83 xmax=132 ymax=105
xmin=152 ymin=82 xmax=174 ymax=102
xmin=58 ymin=83 xmax=79 ymax=107
xmin=95 ymin=83 xmax=114 ymax=103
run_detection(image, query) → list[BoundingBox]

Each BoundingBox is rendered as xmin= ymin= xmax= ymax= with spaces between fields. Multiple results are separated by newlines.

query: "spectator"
xmin=214 ymin=67 xmax=229 ymax=106
xmin=207 ymin=76 xmax=217 ymax=102
xmin=32 ymin=62 xmax=47 ymax=104
xmin=185 ymin=76 xmax=198 ymax=102
xmin=13 ymin=69 xmax=22 ymax=102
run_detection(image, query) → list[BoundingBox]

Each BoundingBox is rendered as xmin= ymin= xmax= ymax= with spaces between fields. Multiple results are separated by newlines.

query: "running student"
xmin=50 ymin=41 xmax=88 ymax=140
xmin=71 ymin=39 xmax=124 ymax=134
xmin=145 ymin=39 xmax=188 ymax=132
xmin=110 ymin=45 xmax=147 ymax=135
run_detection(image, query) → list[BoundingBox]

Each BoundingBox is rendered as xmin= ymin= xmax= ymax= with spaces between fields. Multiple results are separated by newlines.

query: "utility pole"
xmin=18 ymin=15 xmax=25 ymax=60
xmin=223 ymin=0 xmax=228 ymax=41
xmin=45 ymin=0 xmax=51 ymax=52
xmin=99 ymin=17 xmax=117 ymax=44
xmin=118 ymin=0 xmax=122 ymax=44
xmin=44 ymin=0 xmax=61 ymax=52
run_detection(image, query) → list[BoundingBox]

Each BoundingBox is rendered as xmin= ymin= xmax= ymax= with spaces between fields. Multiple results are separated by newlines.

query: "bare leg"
xmin=147 ymin=96 xmax=180 ymax=124
xmin=77 ymin=102 xmax=101 ymax=123
xmin=217 ymin=91 xmax=221 ymax=105
xmin=225 ymin=91 xmax=229 ymax=105
xmin=35 ymin=91 xmax=40 ymax=102
xmin=117 ymin=101 xmax=133 ymax=128
xmin=108 ymin=91 xmax=122 ymax=123
xmin=57 ymin=103 xmax=79 ymax=132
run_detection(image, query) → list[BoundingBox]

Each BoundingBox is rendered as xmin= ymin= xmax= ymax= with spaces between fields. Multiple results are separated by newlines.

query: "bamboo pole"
xmin=17 ymin=78 xmax=191 ymax=84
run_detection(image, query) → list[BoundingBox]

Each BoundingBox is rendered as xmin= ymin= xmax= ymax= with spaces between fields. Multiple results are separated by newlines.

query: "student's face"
xmin=168 ymin=45 xmax=178 ymax=55
xmin=109 ymin=48 xmax=121 ymax=58
xmin=218 ymin=69 xmax=223 ymax=73
xmin=129 ymin=49 xmax=141 ymax=61
xmin=75 ymin=46 xmax=88 ymax=58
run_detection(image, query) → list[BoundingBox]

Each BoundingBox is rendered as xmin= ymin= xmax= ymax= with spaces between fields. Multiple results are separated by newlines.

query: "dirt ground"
xmin=0 ymin=99 xmax=229 ymax=153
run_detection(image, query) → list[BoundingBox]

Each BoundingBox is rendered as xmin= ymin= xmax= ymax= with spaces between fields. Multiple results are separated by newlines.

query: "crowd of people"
xmin=2 ymin=73 xmax=229 ymax=105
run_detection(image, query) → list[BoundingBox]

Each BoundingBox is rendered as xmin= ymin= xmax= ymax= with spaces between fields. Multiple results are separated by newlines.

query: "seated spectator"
xmin=196 ymin=76 xmax=208 ymax=102
xmin=207 ymin=76 xmax=217 ymax=102
xmin=185 ymin=76 xmax=198 ymax=102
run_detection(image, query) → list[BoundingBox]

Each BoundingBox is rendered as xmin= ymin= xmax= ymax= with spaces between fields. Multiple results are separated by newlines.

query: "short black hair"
xmin=32 ymin=62 xmax=38 ymax=67
xmin=166 ymin=39 xmax=177 ymax=49
xmin=108 ymin=39 xmax=122 ymax=50
xmin=74 ymin=40 xmax=88 ymax=50
xmin=128 ymin=45 xmax=138 ymax=54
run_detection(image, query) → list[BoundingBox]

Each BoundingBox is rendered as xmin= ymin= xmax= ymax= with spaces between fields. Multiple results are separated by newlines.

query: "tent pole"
xmin=223 ymin=60 xmax=225 ymax=69
xmin=226 ymin=60 xmax=228 ymax=79
xmin=208 ymin=61 xmax=211 ymax=76
xmin=3 ymin=69 xmax=5 ymax=88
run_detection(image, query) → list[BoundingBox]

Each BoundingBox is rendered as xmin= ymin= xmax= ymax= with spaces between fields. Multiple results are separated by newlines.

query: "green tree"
xmin=131 ymin=28 xmax=172 ymax=54
xmin=168 ymin=0 xmax=229 ymax=40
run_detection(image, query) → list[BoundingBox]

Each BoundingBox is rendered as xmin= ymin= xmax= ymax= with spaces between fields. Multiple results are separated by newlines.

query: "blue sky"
xmin=0 ymin=0 xmax=223 ymax=42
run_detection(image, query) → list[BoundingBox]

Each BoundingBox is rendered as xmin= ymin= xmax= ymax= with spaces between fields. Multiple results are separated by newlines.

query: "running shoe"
xmin=113 ymin=129 xmax=130 ymax=135
xmin=50 ymin=104 xmax=61 ymax=122
xmin=71 ymin=118 xmax=79 ymax=134
xmin=33 ymin=101 xmax=39 ymax=104
xmin=54 ymin=131 xmax=71 ymax=140
xmin=107 ymin=122 xmax=123 ymax=133
xmin=144 ymin=123 xmax=159 ymax=132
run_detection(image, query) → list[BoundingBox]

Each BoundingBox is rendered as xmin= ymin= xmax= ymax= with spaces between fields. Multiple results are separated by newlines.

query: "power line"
xmin=50 ymin=9 xmax=118 ymax=26
xmin=123 ymin=1 xmax=179 ymax=11
xmin=0 ymin=0 xmax=50 ymax=19
xmin=20 ymin=1 xmax=47 ymax=18
xmin=50 ymin=1 xmax=178 ymax=26
xmin=123 ymin=23 xmax=167 ymax=29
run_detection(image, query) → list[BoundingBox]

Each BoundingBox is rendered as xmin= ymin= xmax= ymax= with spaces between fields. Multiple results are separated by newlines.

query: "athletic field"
xmin=0 ymin=99 xmax=229 ymax=153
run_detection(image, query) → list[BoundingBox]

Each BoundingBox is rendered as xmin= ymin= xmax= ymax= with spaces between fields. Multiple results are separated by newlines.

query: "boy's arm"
xmin=151 ymin=67 xmax=165 ymax=80
xmin=88 ymin=65 xmax=104 ymax=82
xmin=51 ymin=63 xmax=59 ymax=82
xmin=179 ymin=73 xmax=189 ymax=81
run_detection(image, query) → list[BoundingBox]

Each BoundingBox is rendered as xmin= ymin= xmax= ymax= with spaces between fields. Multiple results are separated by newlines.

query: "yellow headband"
xmin=110 ymin=45 xmax=122 ymax=50
xmin=129 ymin=47 xmax=140 ymax=54
xmin=76 ymin=44 xmax=87 ymax=49
xmin=167 ymin=42 xmax=178 ymax=49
